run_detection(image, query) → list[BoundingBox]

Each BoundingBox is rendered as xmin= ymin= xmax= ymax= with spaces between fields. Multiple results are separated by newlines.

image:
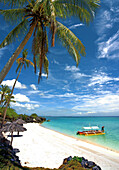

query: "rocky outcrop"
xmin=0 ymin=132 xmax=23 ymax=170
xmin=59 ymin=156 xmax=101 ymax=170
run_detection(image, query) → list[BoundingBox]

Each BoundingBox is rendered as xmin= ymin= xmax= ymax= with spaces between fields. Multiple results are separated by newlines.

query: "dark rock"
xmin=84 ymin=160 xmax=89 ymax=168
xmin=87 ymin=161 xmax=96 ymax=168
xmin=93 ymin=165 xmax=102 ymax=170
xmin=0 ymin=133 xmax=22 ymax=169
xmin=82 ymin=157 xmax=85 ymax=161
xmin=81 ymin=160 xmax=85 ymax=167
xmin=63 ymin=158 xmax=68 ymax=164
xmin=63 ymin=156 xmax=72 ymax=164
xmin=67 ymin=156 xmax=72 ymax=161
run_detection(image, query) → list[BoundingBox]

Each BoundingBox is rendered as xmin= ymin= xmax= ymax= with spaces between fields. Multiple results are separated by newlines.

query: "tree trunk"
xmin=1 ymin=65 xmax=23 ymax=128
xmin=0 ymin=92 xmax=4 ymax=105
xmin=0 ymin=23 xmax=36 ymax=84
xmin=10 ymin=131 xmax=13 ymax=145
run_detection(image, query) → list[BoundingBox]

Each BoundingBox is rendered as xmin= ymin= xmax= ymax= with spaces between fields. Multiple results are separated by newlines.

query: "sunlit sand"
xmin=7 ymin=123 xmax=119 ymax=170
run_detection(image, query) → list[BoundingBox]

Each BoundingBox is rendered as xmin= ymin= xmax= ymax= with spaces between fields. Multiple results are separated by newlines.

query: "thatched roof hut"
xmin=1 ymin=122 xmax=27 ymax=145
xmin=14 ymin=119 xmax=26 ymax=125
xmin=1 ymin=122 xmax=27 ymax=133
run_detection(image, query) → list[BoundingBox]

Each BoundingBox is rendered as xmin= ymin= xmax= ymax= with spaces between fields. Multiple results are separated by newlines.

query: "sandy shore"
xmin=7 ymin=123 xmax=119 ymax=170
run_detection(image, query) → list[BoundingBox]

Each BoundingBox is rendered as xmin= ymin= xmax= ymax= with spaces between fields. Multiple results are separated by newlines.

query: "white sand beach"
xmin=7 ymin=123 xmax=119 ymax=170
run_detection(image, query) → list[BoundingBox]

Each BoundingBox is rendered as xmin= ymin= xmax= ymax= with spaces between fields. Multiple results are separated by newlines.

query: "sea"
xmin=42 ymin=116 xmax=119 ymax=152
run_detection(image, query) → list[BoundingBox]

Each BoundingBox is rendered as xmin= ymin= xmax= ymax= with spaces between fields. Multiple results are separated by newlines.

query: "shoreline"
xmin=41 ymin=124 xmax=119 ymax=154
xmin=7 ymin=123 xmax=119 ymax=170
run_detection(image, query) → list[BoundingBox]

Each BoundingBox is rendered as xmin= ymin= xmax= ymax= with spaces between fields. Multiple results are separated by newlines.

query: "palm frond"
xmin=25 ymin=59 xmax=34 ymax=67
xmin=56 ymin=21 xmax=86 ymax=66
xmin=32 ymin=25 xmax=49 ymax=83
xmin=0 ymin=0 xmax=28 ymax=7
xmin=16 ymin=58 xmax=22 ymax=64
xmin=0 ymin=9 xmax=26 ymax=24
xmin=33 ymin=0 xmax=43 ymax=12
xmin=53 ymin=0 xmax=100 ymax=23
xmin=44 ymin=55 xmax=49 ymax=78
xmin=0 ymin=19 xmax=29 ymax=48
xmin=33 ymin=55 xmax=37 ymax=73
xmin=22 ymin=49 xmax=28 ymax=58
xmin=32 ymin=27 xmax=42 ymax=57
xmin=29 ymin=60 xmax=34 ymax=67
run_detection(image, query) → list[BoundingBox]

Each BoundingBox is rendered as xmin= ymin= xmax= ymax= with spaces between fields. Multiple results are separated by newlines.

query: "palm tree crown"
xmin=0 ymin=0 xmax=100 ymax=83
xmin=0 ymin=85 xmax=12 ymax=106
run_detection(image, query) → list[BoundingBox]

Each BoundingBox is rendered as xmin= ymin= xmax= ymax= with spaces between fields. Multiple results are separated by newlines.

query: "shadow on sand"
xmin=7 ymin=134 xmax=23 ymax=137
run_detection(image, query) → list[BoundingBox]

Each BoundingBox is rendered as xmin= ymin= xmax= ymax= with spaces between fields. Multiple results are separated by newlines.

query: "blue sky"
xmin=0 ymin=0 xmax=119 ymax=116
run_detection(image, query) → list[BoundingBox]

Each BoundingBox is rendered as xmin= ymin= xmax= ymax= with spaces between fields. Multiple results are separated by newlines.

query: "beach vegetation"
xmin=1 ymin=49 xmax=34 ymax=127
xmin=0 ymin=107 xmax=19 ymax=121
xmin=30 ymin=113 xmax=38 ymax=119
xmin=0 ymin=107 xmax=46 ymax=124
xmin=0 ymin=0 xmax=100 ymax=84
xmin=0 ymin=85 xmax=13 ymax=107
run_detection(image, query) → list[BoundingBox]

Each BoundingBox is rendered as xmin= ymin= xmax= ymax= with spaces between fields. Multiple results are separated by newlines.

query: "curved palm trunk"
xmin=0 ymin=23 xmax=36 ymax=84
xmin=1 ymin=65 xmax=23 ymax=128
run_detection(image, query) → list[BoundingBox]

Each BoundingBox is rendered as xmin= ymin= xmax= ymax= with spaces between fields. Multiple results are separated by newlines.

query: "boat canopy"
xmin=83 ymin=126 xmax=99 ymax=130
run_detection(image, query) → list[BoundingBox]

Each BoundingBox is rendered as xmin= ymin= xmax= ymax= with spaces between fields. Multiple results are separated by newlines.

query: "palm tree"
xmin=1 ymin=49 xmax=34 ymax=127
xmin=0 ymin=0 xmax=100 ymax=84
xmin=2 ymin=93 xmax=15 ymax=108
xmin=0 ymin=85 xmax=11 ymax=106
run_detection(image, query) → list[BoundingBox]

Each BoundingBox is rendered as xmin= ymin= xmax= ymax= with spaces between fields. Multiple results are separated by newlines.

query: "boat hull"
xmin=77 ymin=131 xmax=105 ymax=136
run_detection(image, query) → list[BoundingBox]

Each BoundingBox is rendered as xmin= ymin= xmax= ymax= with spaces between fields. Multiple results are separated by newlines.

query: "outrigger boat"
xmin=77 ymin=126 xmax=105 ymax=136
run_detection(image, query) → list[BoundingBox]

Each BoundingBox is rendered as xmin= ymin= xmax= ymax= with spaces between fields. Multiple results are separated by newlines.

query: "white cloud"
xmin=12 ymin=102 xmax=39 ymax=110
xmin=75 ymin=112 xmax=82 ymax=115
xmin=72 ymin=93 xmax=119 ymax=114
xmin=52 ymin=59 xmax=60 ymax=65
xmin=41 ymin=92 xmax=77 ymax=99
xmin=69 ymin=23 xmax=84 ymax=29
xmin=59 ymin=93 xmax=77 ymax=98
xmin=88 ymin=72 xmax=119 ymax=86
xmin=28 ymin=90 xmax=40 ymax=94
xmin=65 ymin=65 xmax=89 ymax=79
xmin=73 ymin=72 xmax=89 ymax=79
xmin=0 ymin=47 xmax=8 ymax=57
xmin=14 ymin=93 xmax=30 ymax=102
xmin=95 ymin=0 xmax=119 ymax=60
xmin=42 ymin=73 xmax=47 ymax=77
xmin=96 ymin=10 xmax=113 ymax=35
xmin=65 ymin=65 xmax=80 ymax=72
xmin=30 ymin=84 xmax=37 ymax=90
xmin=97 ymin=30 xmax=119 ymax=59
xmin=2 ymin=79 xmax=27 ymax=89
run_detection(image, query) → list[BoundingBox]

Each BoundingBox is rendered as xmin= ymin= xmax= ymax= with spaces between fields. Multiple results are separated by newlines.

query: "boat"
xmin=77 ymin=126 xmax=105 ymax=136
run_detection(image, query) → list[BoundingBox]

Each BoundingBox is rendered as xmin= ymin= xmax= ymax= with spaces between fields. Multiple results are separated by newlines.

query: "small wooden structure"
xmin=1 ymin=122 xmax=27 ymax=145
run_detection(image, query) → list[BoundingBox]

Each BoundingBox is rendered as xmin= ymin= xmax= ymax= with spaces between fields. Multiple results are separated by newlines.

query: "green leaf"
xmin=0 ymin=19 xmax=29 ymax=48
xmin=0 ymin=9 xmax=26 ymax=24
xmin=44 ymin=56 xmax=49 ymax=78
xmin=0 ymin=0 xmax=28 ymax=7
xmin=56 ymin=21 xmax=86 ymax=66
xmin=53 ymin=0 xmax=100 ymax=24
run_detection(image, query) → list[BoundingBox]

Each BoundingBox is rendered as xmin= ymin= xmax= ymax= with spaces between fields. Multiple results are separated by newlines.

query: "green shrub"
xmin=30 ymin=113 xmax=38 ymax=119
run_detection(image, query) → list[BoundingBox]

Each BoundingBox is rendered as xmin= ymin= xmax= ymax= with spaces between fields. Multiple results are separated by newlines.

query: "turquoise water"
xmin=42 ymin=116 xmax=119 ymax=152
